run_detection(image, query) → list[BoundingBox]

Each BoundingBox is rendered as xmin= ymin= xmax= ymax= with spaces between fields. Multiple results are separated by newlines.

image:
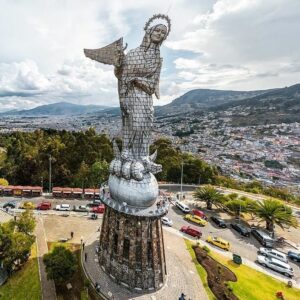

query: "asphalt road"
xmin=165 ymin=201 xmax=300 ymax=281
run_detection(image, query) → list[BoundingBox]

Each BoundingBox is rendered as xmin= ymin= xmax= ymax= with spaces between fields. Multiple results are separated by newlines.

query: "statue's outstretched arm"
xmin=132 ymin=60 xmax=162 ymax=98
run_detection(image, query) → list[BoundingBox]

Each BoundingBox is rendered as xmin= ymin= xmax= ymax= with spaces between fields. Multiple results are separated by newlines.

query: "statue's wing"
xmin=84 ymin=38 xmax=126 ymax=67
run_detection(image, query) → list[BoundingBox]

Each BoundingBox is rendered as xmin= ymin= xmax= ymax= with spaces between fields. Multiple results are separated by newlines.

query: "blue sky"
xmin=0 ymin=0 xmax=300 ymax=112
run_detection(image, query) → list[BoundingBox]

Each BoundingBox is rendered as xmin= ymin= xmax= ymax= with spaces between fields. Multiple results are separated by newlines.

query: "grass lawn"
xmin=0 ymin=243 xmax=41 ymax=300
xmin=211 ymin=251 xmax=300 ymax=300
xmin=186 ymin=240 xmax=300 ymax=300
xmin=185 ymin=240 xmax=216 ymax=300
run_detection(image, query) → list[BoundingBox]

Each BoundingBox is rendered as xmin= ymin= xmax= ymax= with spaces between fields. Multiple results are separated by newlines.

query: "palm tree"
xmin=193 ymin=185 xmax=224 ymax=210
xmin=254 ymin=199 xmax=298 ymax=233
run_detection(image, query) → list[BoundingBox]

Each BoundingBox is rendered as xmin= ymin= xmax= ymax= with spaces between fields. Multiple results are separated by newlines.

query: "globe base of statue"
xmin=98 ymin=205 xmax=167 ymax=291
xmin=108 ymin=173 xmax=159 ymax=207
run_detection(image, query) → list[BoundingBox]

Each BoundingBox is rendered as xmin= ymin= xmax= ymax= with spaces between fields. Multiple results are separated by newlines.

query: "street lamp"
xmin=180 ymin=162 xmax=184 ymax=201
xmin=40 ymin=176 xmax=44 ymax=193
xmin=49 ymin=155 xmax=52 ymax=194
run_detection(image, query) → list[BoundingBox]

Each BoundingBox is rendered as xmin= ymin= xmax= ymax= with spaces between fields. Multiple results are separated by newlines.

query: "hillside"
xmin=212 ymin=84 xmax=300 ymax=126
xmin=155 ymin=88 xmax=269 ymax=116
xmin=1 ymin=102 xmax=110 ymax=116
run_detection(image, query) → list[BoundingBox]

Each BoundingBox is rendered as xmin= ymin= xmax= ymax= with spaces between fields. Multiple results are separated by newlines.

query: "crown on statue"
xmin=144 ymin=14 xmax=171 ymax=38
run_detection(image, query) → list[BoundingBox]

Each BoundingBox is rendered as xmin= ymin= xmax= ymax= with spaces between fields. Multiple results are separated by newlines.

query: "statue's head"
xmin=150 ymin=24 xmax=167 ymax=44
xmin=141 ymin=14 xmax=171 ymax=50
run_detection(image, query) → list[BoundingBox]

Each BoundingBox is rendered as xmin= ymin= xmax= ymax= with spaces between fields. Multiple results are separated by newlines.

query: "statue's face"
xmin=150 ymin=25 xmax=167 ymax=44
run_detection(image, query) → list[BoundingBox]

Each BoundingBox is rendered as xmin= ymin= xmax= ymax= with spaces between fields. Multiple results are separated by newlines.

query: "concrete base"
xmin=98 ymin=205 xmax=166 ymax=291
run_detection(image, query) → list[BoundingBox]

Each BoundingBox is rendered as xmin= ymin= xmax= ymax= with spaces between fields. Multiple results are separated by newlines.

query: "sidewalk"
xmin=82 ymin=229 xmax=209 ymax=300
xmin=35 ymin=217 xmax=57 ymax=300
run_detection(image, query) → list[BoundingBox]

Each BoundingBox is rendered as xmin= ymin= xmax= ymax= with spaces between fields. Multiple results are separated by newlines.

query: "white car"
xmin=55 ymin=204 xmax=71 ymax=211
xmin=175 ymin=201 xmax=190 ymax=213
xmin=161 ymin=216 xmax=173 ymax=227
xmin=257 ymin=255 xmax=293 ymax=277
xmin=258 ymin=247 xmax=288 ymax=263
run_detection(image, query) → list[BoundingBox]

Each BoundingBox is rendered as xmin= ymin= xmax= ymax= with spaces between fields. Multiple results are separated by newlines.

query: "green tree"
xmin=6 ymin=232 xmax=34 ymax=271
xmin=43 ymin=246 xmax=77 ymax=283
xmin=193 ymin=185 xmax=224 ymax=210
xmin=0 ymin=221 xmax=34 ymax=273
xmin=225 ymin=199 xmax=247 ymax=217
xmin=15 ymin=210 xmax=36 ymax=235
xmin=253 ymin=199 xmax=298 ymax=232
xmin=89 ymin=160 xmax=109 ymax=187
xmin=0 ymin=178 xmax=8 ymax=186
xmin=74 ymin=161 xmax=89 ymax=188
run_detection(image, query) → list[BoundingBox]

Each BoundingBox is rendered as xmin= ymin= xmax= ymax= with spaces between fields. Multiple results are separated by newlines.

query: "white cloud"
xmin=166 ymin=0 xmax=300 ymax=90
xmin=0 ymin=58 xmax=118 ymax=111
xmin=0 ymin=0 xmax=299 ymax=111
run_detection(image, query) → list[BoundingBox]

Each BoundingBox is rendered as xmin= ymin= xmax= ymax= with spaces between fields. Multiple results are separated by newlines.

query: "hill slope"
xmin=1 ymin=102 xmax=110 ymax=116
xmin=155 ymin=88 xmax=270 ymax=116
xmin=212 ymin=84 xmax=300 ymax=126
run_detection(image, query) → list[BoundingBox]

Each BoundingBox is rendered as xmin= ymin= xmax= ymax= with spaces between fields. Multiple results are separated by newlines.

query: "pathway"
xmin=35 ymin=217 xmax=57 ymax=300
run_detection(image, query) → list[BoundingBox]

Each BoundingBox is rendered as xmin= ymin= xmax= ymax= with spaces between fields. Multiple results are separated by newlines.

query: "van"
xmin=56 ymin=204 xmax=71 ymax=211
xmin=259 ymin=247 xmax=288 ymax=263
xmin=252 ymin=229 xmax=274 ymax=248
xmin=175 ymin=201 xmax=190 ymax=213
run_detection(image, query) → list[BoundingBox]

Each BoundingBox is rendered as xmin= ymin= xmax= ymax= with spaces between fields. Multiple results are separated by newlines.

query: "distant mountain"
xmin=1 ymin=102 xmax=111 ymax=116
xmin=155 ymin=88 xmax=271 ymax=116
xmin=212 ymin=84 xmax=300 ymax=126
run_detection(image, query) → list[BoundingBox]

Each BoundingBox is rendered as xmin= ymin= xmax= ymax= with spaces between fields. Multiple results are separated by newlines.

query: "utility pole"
xmin=41 ymin=176 xmax=44 ymax=193
xmin=49 ymin=155 xmax=52 ymax=194
xmin=180 ymin=162 xmax=184 ymax=201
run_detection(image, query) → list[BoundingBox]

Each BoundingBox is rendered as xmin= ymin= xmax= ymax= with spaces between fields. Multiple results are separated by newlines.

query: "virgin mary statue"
xmin=84 ymin=15 xmax=171 ymax=207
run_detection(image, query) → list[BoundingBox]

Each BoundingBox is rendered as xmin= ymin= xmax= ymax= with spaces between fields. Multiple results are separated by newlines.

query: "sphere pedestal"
xmin=99 ymin=205 xmax=167 ymax=291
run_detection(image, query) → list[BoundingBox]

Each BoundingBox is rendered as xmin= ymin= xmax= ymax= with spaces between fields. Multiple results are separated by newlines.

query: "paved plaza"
xmin=82 ymin=227 xmax=209 ymax=300
xmin=33 ymin=214 xmax=208 ymax=300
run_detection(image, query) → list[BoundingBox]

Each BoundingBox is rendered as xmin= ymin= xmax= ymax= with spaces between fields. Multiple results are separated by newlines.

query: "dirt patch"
xmin=193 ymin=245 xmax=238 ymax=300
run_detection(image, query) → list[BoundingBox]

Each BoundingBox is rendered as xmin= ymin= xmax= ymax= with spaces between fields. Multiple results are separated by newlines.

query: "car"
xmin=192 ymin=209 xmax=207 ymax=220
xmin=2 ymin=201 xmax=17 ymax=209
xmin=257 ymin=255 xmax=294 ymax=277
xmin=36 ymin=202 xmax=51 ymax=210
xmin=91 ymin=205 xmax=105 ymax=214
xmin=180 ymin=226 xmax=202 ymax=238
xmin=258 ymin=247 xmax=288 ymax=263
xmin=210 ymin=216 xmax=227 ymax=228
xmin=206 ymin=236 xmax=230 ymax=251
xmin=161 ymin=216 xmax=173 ymax=226
xmin=230 ymin=223 xmax=251 ymax=237
xmin=73 ymin=205 xmax=89 ymax=212
xmin=175 ymin=201 xmax=190 ymax=213
xmin=55 ymin=204 xmax=71 ymax=211
xmin=185 ymin=214 xmax=207 ymax=226
xmin=251 ymin=228 xmax=274 ymax=248
xmin=87 ymin=202 xmax=101 ymax=208
xmin=288 ymin=251 xmax=300 ymax=263
xmin=20 ymin=201 xmax=35 ymax=210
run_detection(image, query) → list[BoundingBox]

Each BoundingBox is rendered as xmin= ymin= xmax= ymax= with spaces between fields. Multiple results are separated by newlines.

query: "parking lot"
xmin=166 ymin=199 xmax=300 ymax=283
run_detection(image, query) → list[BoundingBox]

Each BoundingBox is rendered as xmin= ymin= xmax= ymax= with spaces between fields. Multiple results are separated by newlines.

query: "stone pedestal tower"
xmin=99 ymin=203 xmax=167 ymax=290
xmin=84 ymin=14 xmax=171 ymax=292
